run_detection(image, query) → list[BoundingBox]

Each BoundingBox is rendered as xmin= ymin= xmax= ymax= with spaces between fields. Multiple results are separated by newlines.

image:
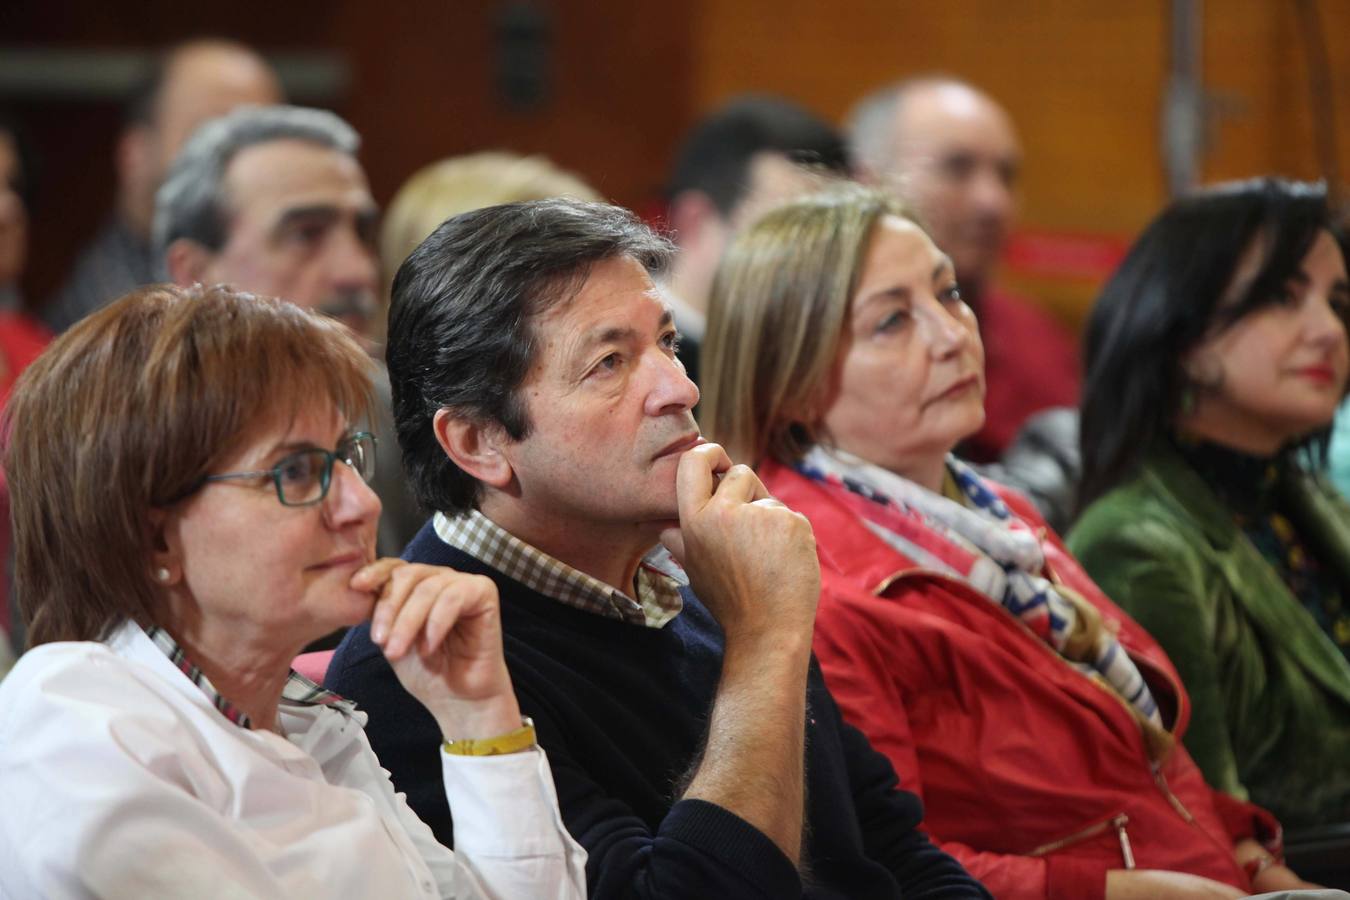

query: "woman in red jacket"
xmin=700 ymin=184 xmax=1311 ymax=900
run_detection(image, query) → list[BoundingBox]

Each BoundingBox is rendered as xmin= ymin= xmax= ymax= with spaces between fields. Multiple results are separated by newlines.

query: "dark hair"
xmin=1078 ymin=177 xmax=1339 ymax=509
xmin=4 ymin=284 xmax=373 ymax=646
xmin=387 ymin=198 xmax=673 ymax=515
xmin=665 ymin=94 xmax=850 ymax=218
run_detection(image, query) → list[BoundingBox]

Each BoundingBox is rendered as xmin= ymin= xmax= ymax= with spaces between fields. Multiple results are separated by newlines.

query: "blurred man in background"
xmin=663 ymin=95 xmax=850 ymax=387
xmin=43 ymin=39 xmax=281 ymax=332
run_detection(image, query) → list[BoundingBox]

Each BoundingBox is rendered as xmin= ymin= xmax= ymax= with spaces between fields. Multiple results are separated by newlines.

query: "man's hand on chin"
xmin=661 ymin=442 xmax=820 ymax=644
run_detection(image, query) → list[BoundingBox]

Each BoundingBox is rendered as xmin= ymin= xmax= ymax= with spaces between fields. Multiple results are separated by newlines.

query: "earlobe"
xmin=146 ymin=507 xmax=183 ymax=587
xmin=115 ymin=125 xmax=152 ymax=186
xmin=1181 ymin=347 xmax=1224 ymax=392
xmin=432 ymin=409 xmax=515 ymax=490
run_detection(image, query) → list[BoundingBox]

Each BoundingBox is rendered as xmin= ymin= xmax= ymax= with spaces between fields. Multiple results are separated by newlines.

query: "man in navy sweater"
xmin=328 ymin=198 xmax=988 ymax=898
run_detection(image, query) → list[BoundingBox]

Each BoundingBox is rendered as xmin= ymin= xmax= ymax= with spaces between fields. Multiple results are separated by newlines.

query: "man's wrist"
xmin=721 ymin=614 xmax=814 ymax=652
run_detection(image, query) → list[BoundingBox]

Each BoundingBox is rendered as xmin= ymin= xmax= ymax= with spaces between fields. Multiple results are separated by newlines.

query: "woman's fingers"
xmin=419 ymin=576 xmax=500 ymax=655
xmin=351 ymin=557 xmax=403 ymax=592
xmin=383 ymin=572 xmax=449 ymax=659
xmin=370 ymin=564 xmax=502 ymax=661
xmin=367 ymin=563 xmax=417 ymax=645
xmin=422 ymin=586 xmax=468 ymax=653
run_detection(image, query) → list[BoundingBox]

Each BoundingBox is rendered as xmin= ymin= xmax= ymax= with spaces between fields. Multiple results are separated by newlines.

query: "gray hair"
xmin=846 ymin=83 xmax=904 ymax=178
xmin=153 ymin=104 xmax=360 ymax=255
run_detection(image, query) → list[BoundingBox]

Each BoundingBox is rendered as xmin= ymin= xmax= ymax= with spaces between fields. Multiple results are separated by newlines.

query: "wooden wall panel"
xmin=8 ymin=0 xmax=1350 ymax=331
xmin=690 ymin=0 xmax=1350 ymax=328
xmin=3 ymin=0 xmax=695 ymax=304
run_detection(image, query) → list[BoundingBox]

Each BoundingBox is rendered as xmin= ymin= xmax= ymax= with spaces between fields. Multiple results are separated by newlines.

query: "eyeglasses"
xmin=199 ymin=431 xmax=377 ymax=507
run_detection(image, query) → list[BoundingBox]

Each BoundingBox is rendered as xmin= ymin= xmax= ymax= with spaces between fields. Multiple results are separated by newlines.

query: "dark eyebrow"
xmin=582 ymin=310 xmax=675 ymax=348
xmin=270 ymin=204 xmax=340 ymax=239
xmin=355 ymin=206 xmax=380 ymax=244
xmin=586 ymin=325 xmax=639 ymax=346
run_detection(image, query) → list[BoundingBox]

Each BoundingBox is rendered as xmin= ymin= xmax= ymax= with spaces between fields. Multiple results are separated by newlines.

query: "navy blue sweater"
xmin=329 ymin=522 xmax=988 ymax=899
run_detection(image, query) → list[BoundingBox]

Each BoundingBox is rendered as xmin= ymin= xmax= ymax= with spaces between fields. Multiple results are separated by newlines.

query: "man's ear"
xmin=667 ymin=190 xmax=722 ymax=253
xmin=164 ymin=238 xmax=215 ymax=287
xmin=115 ymin=125 xmax=155 ymax=196
xmin=433 ymin=409 xmax=515 ymax=490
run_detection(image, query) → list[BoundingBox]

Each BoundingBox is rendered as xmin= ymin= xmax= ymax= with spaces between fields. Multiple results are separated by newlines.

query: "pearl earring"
xmin=154 ymin=567 xmax=171 ymax=583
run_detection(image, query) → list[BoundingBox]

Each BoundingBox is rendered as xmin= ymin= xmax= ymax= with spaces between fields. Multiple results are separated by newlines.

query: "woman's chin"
xmin=303 ymin=588 xmax=378 ymax=641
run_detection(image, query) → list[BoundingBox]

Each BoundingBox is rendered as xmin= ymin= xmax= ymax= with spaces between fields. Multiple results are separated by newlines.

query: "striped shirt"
xmin=143 ymin=624 xmax=356 ymax=729
xmin=433 ymin=510 xmax=685 ymax=628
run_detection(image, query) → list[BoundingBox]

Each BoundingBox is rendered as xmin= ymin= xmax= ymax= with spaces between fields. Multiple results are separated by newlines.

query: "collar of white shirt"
xmin=107 ymin=620 xmax=358 ymax=730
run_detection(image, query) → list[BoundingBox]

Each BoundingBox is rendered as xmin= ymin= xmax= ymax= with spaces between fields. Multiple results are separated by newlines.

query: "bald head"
xmin=119 ymin=39 xmax=283 ymax=236
xmin=153 ymin=41 xmax=282 ymax=157
xmin=849 ymin=78 xmax=1021 ymax=295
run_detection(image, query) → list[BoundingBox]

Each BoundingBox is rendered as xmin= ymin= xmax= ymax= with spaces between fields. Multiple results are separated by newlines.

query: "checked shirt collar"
xmin=434 ymin=509 xmax=685 ymax=628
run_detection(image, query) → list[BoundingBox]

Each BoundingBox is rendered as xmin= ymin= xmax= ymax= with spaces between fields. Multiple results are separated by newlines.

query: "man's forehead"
xmin=893 ymin=86 xmax=1019 ymax=160
xmin=155 ymin=48 xmax=282 ymax=155
xmin=534 ymin=257 xmax=669 ymax=343
xmin=223 ymin=139 xmax=373 ymax=216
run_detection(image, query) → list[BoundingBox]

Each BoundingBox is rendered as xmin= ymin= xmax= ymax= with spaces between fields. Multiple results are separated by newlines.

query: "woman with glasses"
xmin=1069 ymin=179 xmax=1350 ymax=831
xmin=0 ymin=284 xmax=585 ymax=898
xmin=700 ymin=185 xmax=1317 ymax=897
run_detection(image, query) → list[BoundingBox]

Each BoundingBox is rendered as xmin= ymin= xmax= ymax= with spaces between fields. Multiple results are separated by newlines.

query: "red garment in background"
xmin=965 ymin=286 xmax=1080 ymax=463
xmin=0 ymin=312 xmax=52 ymax=636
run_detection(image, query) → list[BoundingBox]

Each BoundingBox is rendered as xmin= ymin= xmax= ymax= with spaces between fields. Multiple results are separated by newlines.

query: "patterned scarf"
xmin=798 ymin=445 xmax=1164 ymax=730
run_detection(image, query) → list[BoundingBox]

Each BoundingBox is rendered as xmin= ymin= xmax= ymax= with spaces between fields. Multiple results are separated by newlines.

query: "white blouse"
xmin=0 ymin=622 xmax=586 ymax=899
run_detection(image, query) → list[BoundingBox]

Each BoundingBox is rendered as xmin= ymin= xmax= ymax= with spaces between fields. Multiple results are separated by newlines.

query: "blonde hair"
xmin=381 ymin=152 xmax=600 ymax=279
xmin=702 ymin=184 xmax=915 ymax=466
xmin=5 ymin=284 xmax=373 ymax=646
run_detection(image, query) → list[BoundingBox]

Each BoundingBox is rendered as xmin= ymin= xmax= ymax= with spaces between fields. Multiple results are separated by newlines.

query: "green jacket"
xmin=1068 ymin=444 xmax=1350 ymax=829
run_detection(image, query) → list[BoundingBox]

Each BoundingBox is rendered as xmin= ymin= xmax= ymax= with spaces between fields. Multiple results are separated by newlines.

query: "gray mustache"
xmin=319 ymin=290 xmax=378 ymax=322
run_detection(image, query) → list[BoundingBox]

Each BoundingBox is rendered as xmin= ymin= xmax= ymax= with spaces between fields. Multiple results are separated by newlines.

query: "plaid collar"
xmin=141 ymin=623 xmax=357 ymax=730
xmin=433 ymin=510 xmax=686 ymax=628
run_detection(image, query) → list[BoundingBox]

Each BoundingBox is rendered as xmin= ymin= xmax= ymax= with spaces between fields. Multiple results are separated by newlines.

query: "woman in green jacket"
xmin=1069 ymin=178 xmax=1350 ymax=829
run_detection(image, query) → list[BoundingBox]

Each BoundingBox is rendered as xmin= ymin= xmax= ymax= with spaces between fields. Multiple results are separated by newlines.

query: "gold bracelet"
xmin=442 ymin=717 xmax=536 ymax=757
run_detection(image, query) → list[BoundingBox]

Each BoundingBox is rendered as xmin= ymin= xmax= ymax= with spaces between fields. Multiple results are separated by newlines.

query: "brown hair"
xmin=701 ymin=184 xmax=914 ymax=466
xmin=5 ymin=284 xmax=374 ymax=647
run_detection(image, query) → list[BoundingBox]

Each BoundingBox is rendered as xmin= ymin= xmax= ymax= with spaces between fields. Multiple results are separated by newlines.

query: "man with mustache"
xmin=156 ymin=104 xmax=420 ymax=556
xmin=326 ymin=198 xmax=988 ymax=898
